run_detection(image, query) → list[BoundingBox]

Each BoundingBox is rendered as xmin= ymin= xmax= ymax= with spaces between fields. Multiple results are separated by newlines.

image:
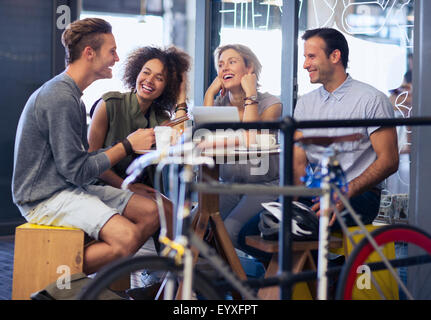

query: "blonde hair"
xmin=214 ymin=44 xmax=262 ymax=84
xmin=61 ymin=18 xmax=112 ymax=65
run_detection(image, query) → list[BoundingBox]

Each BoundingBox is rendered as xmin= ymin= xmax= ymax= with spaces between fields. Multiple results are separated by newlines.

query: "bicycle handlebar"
xmin=122 ymin=141 xmax=215 ymax=190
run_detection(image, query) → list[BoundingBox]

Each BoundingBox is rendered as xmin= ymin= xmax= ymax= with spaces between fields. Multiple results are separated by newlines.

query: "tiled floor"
xmin=0 ymin=236 xmax=14 ymax=300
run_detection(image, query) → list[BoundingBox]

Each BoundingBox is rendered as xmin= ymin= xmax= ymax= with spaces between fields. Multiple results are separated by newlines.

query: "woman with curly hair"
xmin=88 ymin=46 xmax=191 ymax=197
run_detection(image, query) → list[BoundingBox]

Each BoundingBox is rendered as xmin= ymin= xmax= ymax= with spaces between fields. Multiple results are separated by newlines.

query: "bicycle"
xmin=295 ymin=133 xmax=431 ymax=300
xmin=78 ymin=130 xmax=431 ymax=300
xmin=192 ymin=132 xmax=431 ymax=300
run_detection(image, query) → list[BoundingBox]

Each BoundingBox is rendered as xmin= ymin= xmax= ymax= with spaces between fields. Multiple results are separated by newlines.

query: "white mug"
xmin=256 ymin=133 xmax=277 ymax=149
xmin=154 ymin=126 xmax=173 ymax=150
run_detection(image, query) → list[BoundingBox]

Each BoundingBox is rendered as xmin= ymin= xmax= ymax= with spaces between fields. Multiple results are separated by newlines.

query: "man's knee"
xmin=99 ymin=216 xmax=142 ymax=258
xmin=136 ymin=196 xmax=161 ymax=230
xmin=111 ymin=225 xmax=142 ymax=258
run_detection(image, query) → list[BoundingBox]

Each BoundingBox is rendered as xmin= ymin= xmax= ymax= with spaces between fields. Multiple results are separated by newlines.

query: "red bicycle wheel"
xmin=336 ymin=224 xmax=431 ymax=300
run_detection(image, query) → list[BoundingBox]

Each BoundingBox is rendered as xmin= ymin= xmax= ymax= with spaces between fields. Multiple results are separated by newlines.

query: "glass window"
xmin=210 ymin=0 xmax=284 ymax=97
xmin=297 ymin=0 xmax=413 ymax=97
xmin=297 ymin=0 xmax=414 ymax=223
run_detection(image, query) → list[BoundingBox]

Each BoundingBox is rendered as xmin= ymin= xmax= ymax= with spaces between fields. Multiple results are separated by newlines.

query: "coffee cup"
xmin=154 ymin=126 xmax=173 ymax=150
xmin=256 ymin=133 xmax=277 ymax=149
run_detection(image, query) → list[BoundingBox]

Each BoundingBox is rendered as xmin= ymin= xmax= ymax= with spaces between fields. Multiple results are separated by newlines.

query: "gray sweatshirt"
xmin=12 ymin=72 xmax=111 ymax=212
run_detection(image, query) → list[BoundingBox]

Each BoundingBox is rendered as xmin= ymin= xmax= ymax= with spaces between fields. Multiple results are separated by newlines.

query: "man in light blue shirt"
xmin=293 ymin=28 xmax=399 ymax=228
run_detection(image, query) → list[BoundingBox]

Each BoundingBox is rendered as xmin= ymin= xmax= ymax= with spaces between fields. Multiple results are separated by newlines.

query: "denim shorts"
xmin=21 ymin=185 xmax=134 ymax=240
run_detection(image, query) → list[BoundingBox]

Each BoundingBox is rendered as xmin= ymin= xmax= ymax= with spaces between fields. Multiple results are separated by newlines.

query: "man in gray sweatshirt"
xmin=12 ymin=18 xmax=161 ymax=275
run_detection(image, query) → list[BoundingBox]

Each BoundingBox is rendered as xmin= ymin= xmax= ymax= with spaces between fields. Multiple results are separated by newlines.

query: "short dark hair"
xmin=122 ymin=46 xmax=191 ymax=116
xmin=61 ymin=18 xmax=112 ymax=65
xmin=302 ymin=28 xmax=349 ymax=69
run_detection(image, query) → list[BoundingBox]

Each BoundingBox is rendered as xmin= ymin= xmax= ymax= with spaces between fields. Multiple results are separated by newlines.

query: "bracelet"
xmin=243 ymin=100 xmax=258 ymax=107
xmin=175 ymin=107 xmax=188 ymax=113
xmin=121 ymin=138 xmax=133 ymax=156
xmin=244 ymin=95 xmax=258 ymax=101
xmin=175 ymin=102 xmax=188 ymax=113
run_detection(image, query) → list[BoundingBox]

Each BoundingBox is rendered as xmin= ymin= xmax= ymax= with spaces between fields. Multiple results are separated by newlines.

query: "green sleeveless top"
xmin=101 ymin=91 xmax=170 ymax=186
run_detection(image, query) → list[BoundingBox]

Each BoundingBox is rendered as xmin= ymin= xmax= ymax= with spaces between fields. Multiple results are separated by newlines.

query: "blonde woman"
xmin=203 ymin=44 xmax=282 ymax=247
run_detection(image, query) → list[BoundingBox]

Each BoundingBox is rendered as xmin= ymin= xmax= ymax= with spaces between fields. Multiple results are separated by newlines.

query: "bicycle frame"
xmin=298 ymin=141 xmax=414 ymax=300
xmin=153 ymin=158 xmax=259 ymax=300
xmin=316 ymin=154 xmax=332 ymax=300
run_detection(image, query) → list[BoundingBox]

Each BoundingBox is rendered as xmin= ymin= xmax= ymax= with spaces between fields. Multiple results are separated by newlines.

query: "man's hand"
xmin=127 ymin=128 xmax=155 ymax=151
xmin=312 ymin=196 xmax=345 ymax=226
xmin=293 ymin=130 xmax=308 ymax=188
xmin=128 ymin=183 xmax=157 ymax=196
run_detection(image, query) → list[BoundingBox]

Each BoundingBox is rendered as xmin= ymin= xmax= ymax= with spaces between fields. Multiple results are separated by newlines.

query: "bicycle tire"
xmin=77 ymin=256 xmax=224 ymax=300
xmin=336 ymin=224 xmax=431 ymax=300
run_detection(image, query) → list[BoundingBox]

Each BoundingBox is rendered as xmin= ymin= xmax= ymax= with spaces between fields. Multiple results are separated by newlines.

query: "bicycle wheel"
xmin=336 ymin=224 xmax=431 ymax=300
xmin=77 ymin=256 xmax=224 ymax=300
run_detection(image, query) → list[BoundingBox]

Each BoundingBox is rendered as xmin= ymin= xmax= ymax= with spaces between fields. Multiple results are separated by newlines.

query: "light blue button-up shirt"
xmin=294 ymin=75 xmax=394 ymax=183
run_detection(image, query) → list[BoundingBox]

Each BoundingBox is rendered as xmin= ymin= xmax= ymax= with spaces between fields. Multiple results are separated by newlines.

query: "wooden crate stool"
xmin=12 ymin=223 xmax=130 ymax=300
xmin=245 ymin=235 xmax=343 ymax=299
xmin=12 ymin=223 xmax=84 ymax=300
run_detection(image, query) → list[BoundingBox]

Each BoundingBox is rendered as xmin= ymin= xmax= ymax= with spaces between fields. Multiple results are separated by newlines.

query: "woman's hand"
xmin=177 ymin=72 xmax=188 ymax=105
xmin=210 ymin=76 xmax=225 ymax=96
xmin=204 ymin=77 xmax=225 ymax=106
xmin=240 ymin=72 xmax=257 ymax=97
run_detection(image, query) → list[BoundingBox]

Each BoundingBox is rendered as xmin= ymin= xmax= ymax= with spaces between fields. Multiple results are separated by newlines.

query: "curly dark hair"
xmin=122 ymin=46 xmax=191 ymax=117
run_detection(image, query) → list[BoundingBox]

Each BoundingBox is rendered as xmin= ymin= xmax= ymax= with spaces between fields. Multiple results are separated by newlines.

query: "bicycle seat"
xmin=295 ymin=133 xmax=363 ymax=147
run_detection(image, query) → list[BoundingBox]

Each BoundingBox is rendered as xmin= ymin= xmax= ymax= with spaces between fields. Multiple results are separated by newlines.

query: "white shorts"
xmin=22 ymin=185 xmax=134 ymax=240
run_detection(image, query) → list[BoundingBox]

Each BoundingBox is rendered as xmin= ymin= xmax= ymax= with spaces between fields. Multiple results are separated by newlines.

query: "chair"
xmin=12 ymin=223 xmax=130 ymax=300
xmin=245 ymin=235 xmax=343 ymax=299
